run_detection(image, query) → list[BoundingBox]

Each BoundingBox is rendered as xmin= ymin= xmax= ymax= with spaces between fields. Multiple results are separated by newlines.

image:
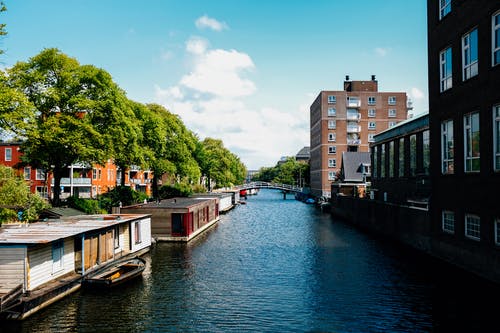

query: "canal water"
xmin=5 ymin=189 xmax=500 ymax=332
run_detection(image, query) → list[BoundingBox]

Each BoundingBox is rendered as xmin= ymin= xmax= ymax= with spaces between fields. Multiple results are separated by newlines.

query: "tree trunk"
xmin=52 ymin=167 xmax=62 ymax=207
xmin=152 ymin=173 xmax=159 ymax=199
xmin=119 ymin=165 xmax=126 ymax=186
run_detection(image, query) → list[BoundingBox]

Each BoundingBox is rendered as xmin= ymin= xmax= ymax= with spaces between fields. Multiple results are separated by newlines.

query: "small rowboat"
xmin=83 ymin=257 xmax=146 ymax=288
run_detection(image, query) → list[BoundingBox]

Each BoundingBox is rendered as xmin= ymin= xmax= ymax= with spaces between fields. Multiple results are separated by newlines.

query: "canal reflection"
xmin=5 ymin=189 xmax=500 ymax=332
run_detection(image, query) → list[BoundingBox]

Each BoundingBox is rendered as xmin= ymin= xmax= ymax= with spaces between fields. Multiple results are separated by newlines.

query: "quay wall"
xmin=333 ymin=196 xmax=500 ymax=283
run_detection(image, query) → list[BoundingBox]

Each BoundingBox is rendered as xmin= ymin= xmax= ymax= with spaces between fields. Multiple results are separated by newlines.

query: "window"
xmin=328 ymin=108 xmax=336 ymax=116
xmin=389 ymin=141 xmax=394 ymax=178
xmin=328 ymin=120 xmax=336 ymax=129
xmin=462 ymin=29 xmax=478 ymax=80
xmin=465 ymin=214 xmax=480 ymax=240
xmin=398 ymin=138 xmax=405 ymax=177
xmin=134 ymin=221 xmax=142 ymax=244
xmin=388 ymin=122 xmax=397 ymax=128
xmin=368 ymin=134 xmax=375 ymax=142
xmin=368 ymin=96 xmax=376 ymax=105
xmin=328 ymin=171 xmax=336 ymax=181
xmin=388 ymin=96 xmax=396 ymax=105
xmin=36 ymin=169 xmax=45 ymax=180
xmin=328 ymin=146 xmax=336 ymax=154
xmin=5 ymin=148 xmax=11 ymax=161
xmin=328 ymin=95 xmax=336 ymax=104
xmin=36 ymin=186 xmax=48 ymax=198
xmin=114 ymin=226 xmax=120 ymax=249
xmin=368 ymin=122 xmax=376 ymax=130
xmin=442 ymin=211 xmax=455 ymax=234
xmin=423 ymin=130 xmax=430 ymax=175
xmin=328 ymin=133 xmax=336 ymax=142
xmin=440 ymin=47 xmax=453 ymax=92
xmin=380 ymin=145 xmax=386 ymax=178
xmin=493 ymin=11 xmax=500 ymax=66
xmin=442 ymin=119 xmax=454 ymax=174
xmin=439 ymin=0 xmax=451 ymax=20
xmin=24 ymin=167 xmax=31 ymax=180
xmin=52 ymin=240 xmax=64 ymax=273
xmin=328 ymin=158 xmax=336 ymax=168
xmin=495 ymin=219 xmax=500 ymax=245
xmin=494 ymin=105 xmax=500 ymax=170
xmin=92 ymin=168 xmax=97 ymax=180
xmin=388 ymin=109 xmax=397 ymax=117
xmin=410 ymin=134 xmax=417 ymax=176
xmin=464 ymin=112 xmax=480 ymax=172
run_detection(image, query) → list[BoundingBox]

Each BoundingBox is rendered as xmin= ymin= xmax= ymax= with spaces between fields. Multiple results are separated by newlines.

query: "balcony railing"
xmin=347 ymin=98 xmax=361 ymax=108
xmin=346 ymin=113 xmax=361 ymax=121
xmin=51 ymin=177 xmax=92 ymax=185
xmin=347 ymin=139 xmax=361 ymax=145
xmin=347 ymin=126 xmax=361 ymax=133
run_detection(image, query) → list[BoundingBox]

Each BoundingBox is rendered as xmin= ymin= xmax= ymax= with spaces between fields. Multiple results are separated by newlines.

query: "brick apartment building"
xmin=310 ymin=76 xmax=409 ymax=198
xmin=427 ymin=0 xmax=500 ymax=280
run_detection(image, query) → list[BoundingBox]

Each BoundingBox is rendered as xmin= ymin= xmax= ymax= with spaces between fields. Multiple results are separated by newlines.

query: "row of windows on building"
xmin=441 ymin=210 xmax=500 ymax=244
xmin=21 ymin=166 xmax=116 ymax=182
xmin=327 ymin=95 xmax=398 ymax=105
xmin=372 ymin=131 xmax=430 ymax=179
xmin=327 ymin=108 xmax=398 ymax=118
xmin=439 ymin=11 xmax=500 ymax=92
xmin=441 ymin=106 xmax=500 ymax=174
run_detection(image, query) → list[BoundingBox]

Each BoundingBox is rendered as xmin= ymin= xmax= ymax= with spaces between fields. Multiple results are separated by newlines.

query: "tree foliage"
xmin=0 ymin=165 xmax=49 ymax=222
xmin=253 ymin=157 xmax=309 ymax=187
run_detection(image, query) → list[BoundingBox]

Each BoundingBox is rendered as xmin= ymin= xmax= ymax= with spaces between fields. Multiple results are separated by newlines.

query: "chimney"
xmin=345 ymin=75 xmax=350 ymax=81
xmin=371 ymin=75 xmax=376 ymax=81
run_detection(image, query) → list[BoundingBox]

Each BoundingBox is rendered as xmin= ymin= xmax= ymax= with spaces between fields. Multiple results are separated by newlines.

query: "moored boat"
xmin=82 ymin=257 xmax=146 ymax=288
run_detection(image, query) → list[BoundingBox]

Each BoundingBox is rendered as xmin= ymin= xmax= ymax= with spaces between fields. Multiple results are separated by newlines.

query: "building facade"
xmin=427 ymin=0 xmax=500 ymax=281
xmin=310 ymin=76 xmax=409 ymax=198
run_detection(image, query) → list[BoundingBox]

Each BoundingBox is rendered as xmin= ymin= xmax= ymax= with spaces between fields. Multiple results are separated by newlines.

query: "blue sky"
xmin=1 ymin=0 xmax=428 ymax=170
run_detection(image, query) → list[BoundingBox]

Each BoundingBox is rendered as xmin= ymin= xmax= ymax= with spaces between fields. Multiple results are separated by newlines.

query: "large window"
xmin=462 ymin=28 xmax=478 ymax=80
xmin=465 ymin=214 xmax=480 ymax=240
xmin=442 ymin=210 xmax=455 ymax=234
xmin=373 ymin=146 xmax=378 ymax=179
xmin=389 ymin=141 xmax=394 ymax=178
xmin=5 ymin=148 xmax=11 ymax=161
xmin=440 ymin=47 xmax=453 ymax=92
xmin=398 ymin=138 xmax=405 ymax=177
xmin=493 ymin=11 xmax=500 ymax=67
xmin=410 ymin=134 xmax=417 ymax=176
xmin=464 ymin=112 xmax=480 ymax=172
xmin=494 ymin=105 xmax=500 ymax=170
xmin=442 ymin=119 xmax=454 ymax=174
xmin=380 ymin=145 xmax=386 ymax=178
xmin=423 ymin=130 xmax=430 ymax=175
xmin=439 ymin=0 xmax=451 ymax=20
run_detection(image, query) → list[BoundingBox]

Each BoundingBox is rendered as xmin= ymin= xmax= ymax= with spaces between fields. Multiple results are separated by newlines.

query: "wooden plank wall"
xmin=0 ymin=246 xmax=25 ymax=294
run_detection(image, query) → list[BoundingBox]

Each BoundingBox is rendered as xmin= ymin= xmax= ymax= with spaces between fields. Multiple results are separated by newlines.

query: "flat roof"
xmin=374 ymin=112 xmax=429 ymax=143
xmin=127 ymin=197 xmax=216 ymax=210
xmin=0 ymin=214 xmax=150 ymax=245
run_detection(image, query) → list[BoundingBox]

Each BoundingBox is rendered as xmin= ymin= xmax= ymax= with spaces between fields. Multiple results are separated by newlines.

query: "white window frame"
xmin=388 ymin=121 xmax=397 ymax=128
xmin=328 ymin=133 xmax=336 ymax=142
xmin=464 ymin=112 xmax=480 ymax=172
xmin=494 ymin=105 xmax=500 ymax=171
xmin=328 ymin=95 xmax=336 ymax=104
xmin=368 ymin=134 xmax=375 ymax=143
xmin=328 ymin=146 xmax=336 ymax=154
xmin=368 ymin=109 xmax=376 ymax=117
xmin=388 ymin=109 xmax=397 ymax=117
xmin=441 ymin=119 xmax=454 ymax=174
xmin=465 ymin=214 xmax=480 ymax=240
xmin=388 ymin=96 xmax=396 ymax=105
xmin=368 ymin=122 xmax=376 ymax=130
xmin=24 ymin=167 xmax=31 ymax=180
xmin=328 ymin=158 xmax=336 ymax=168
xmin=462 ymin=28 xmax=478 ymax=80
xmin=328 ymin=120 xmax=336 ymax=129
xmin=35 ymin=169 xmax=45 ymax=181
xmin=442 ymin=210 xmax=455 ymax=234
xmin=5 ymin=148 xmax=12 ymax=161
xmin=493 ymin=11 xmax=500 ymax=67
xmin=439 ymin=0 xmax=451 ymax=20
xmin=440 ymin=47 xmax=453 ymax=92
xmin=328 ymin=171 xmax=336 ymax=181
xmin=328 ymin=107 xmax=336 ymax=117
xmin=368 ymin=96 xmax=376 ymax=105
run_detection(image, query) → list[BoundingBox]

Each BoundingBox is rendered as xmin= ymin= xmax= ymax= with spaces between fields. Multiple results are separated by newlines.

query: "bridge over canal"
xmin=237 ymin=181 xmax=305 ymax=199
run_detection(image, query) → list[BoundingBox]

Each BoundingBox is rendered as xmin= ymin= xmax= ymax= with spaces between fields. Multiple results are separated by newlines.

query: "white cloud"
xmin=186 ymin=37 xmax=209 ymax=55
xmin=154 ymin=39 xmax=309 ymax=169
xmin=410 ymin=87 xmax=425 ymax=100
xmin=374 ymin=47 xmax=389 ymax=57
xmin=195 ymin=15 xmax=228 ymax=31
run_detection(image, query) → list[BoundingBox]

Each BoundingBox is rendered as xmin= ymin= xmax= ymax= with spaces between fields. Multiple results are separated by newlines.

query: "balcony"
xmin=51 ymin=177 xmax=92 ymax=186
xmin=346 ymin=112 xmax=361 ymax=121
xmin=347 ymin=138 xmax=361 ymax=145
xmin=347 ymin=97 xmax=361 ymax=108
xmin=347 ymin=125 xmax=361 ymax=133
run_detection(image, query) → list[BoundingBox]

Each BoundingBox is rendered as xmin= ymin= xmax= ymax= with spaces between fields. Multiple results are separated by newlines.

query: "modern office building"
xmin=310 ymin=76 xmax=409 ymax=198
xmin=427 ymin=0 xmax=500 ymax=280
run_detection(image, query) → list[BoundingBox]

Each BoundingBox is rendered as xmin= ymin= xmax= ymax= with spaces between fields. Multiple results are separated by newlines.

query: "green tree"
xmin=0 ymin=165 xmax=49 ymax=222
xmin=1 ymin=49 xmax=129 ymax=206
xmin=0 ymin=2 xmax=7 ymax=55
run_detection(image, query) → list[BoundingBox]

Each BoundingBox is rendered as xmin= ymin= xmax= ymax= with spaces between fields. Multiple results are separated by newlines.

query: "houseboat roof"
xmin=0 ymin=214 xmax=150 ymax=245
xmin=192 ymin=192 xmax=231 ymax=199
xmin=136 ymin=197 xmax=216 ymax=210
